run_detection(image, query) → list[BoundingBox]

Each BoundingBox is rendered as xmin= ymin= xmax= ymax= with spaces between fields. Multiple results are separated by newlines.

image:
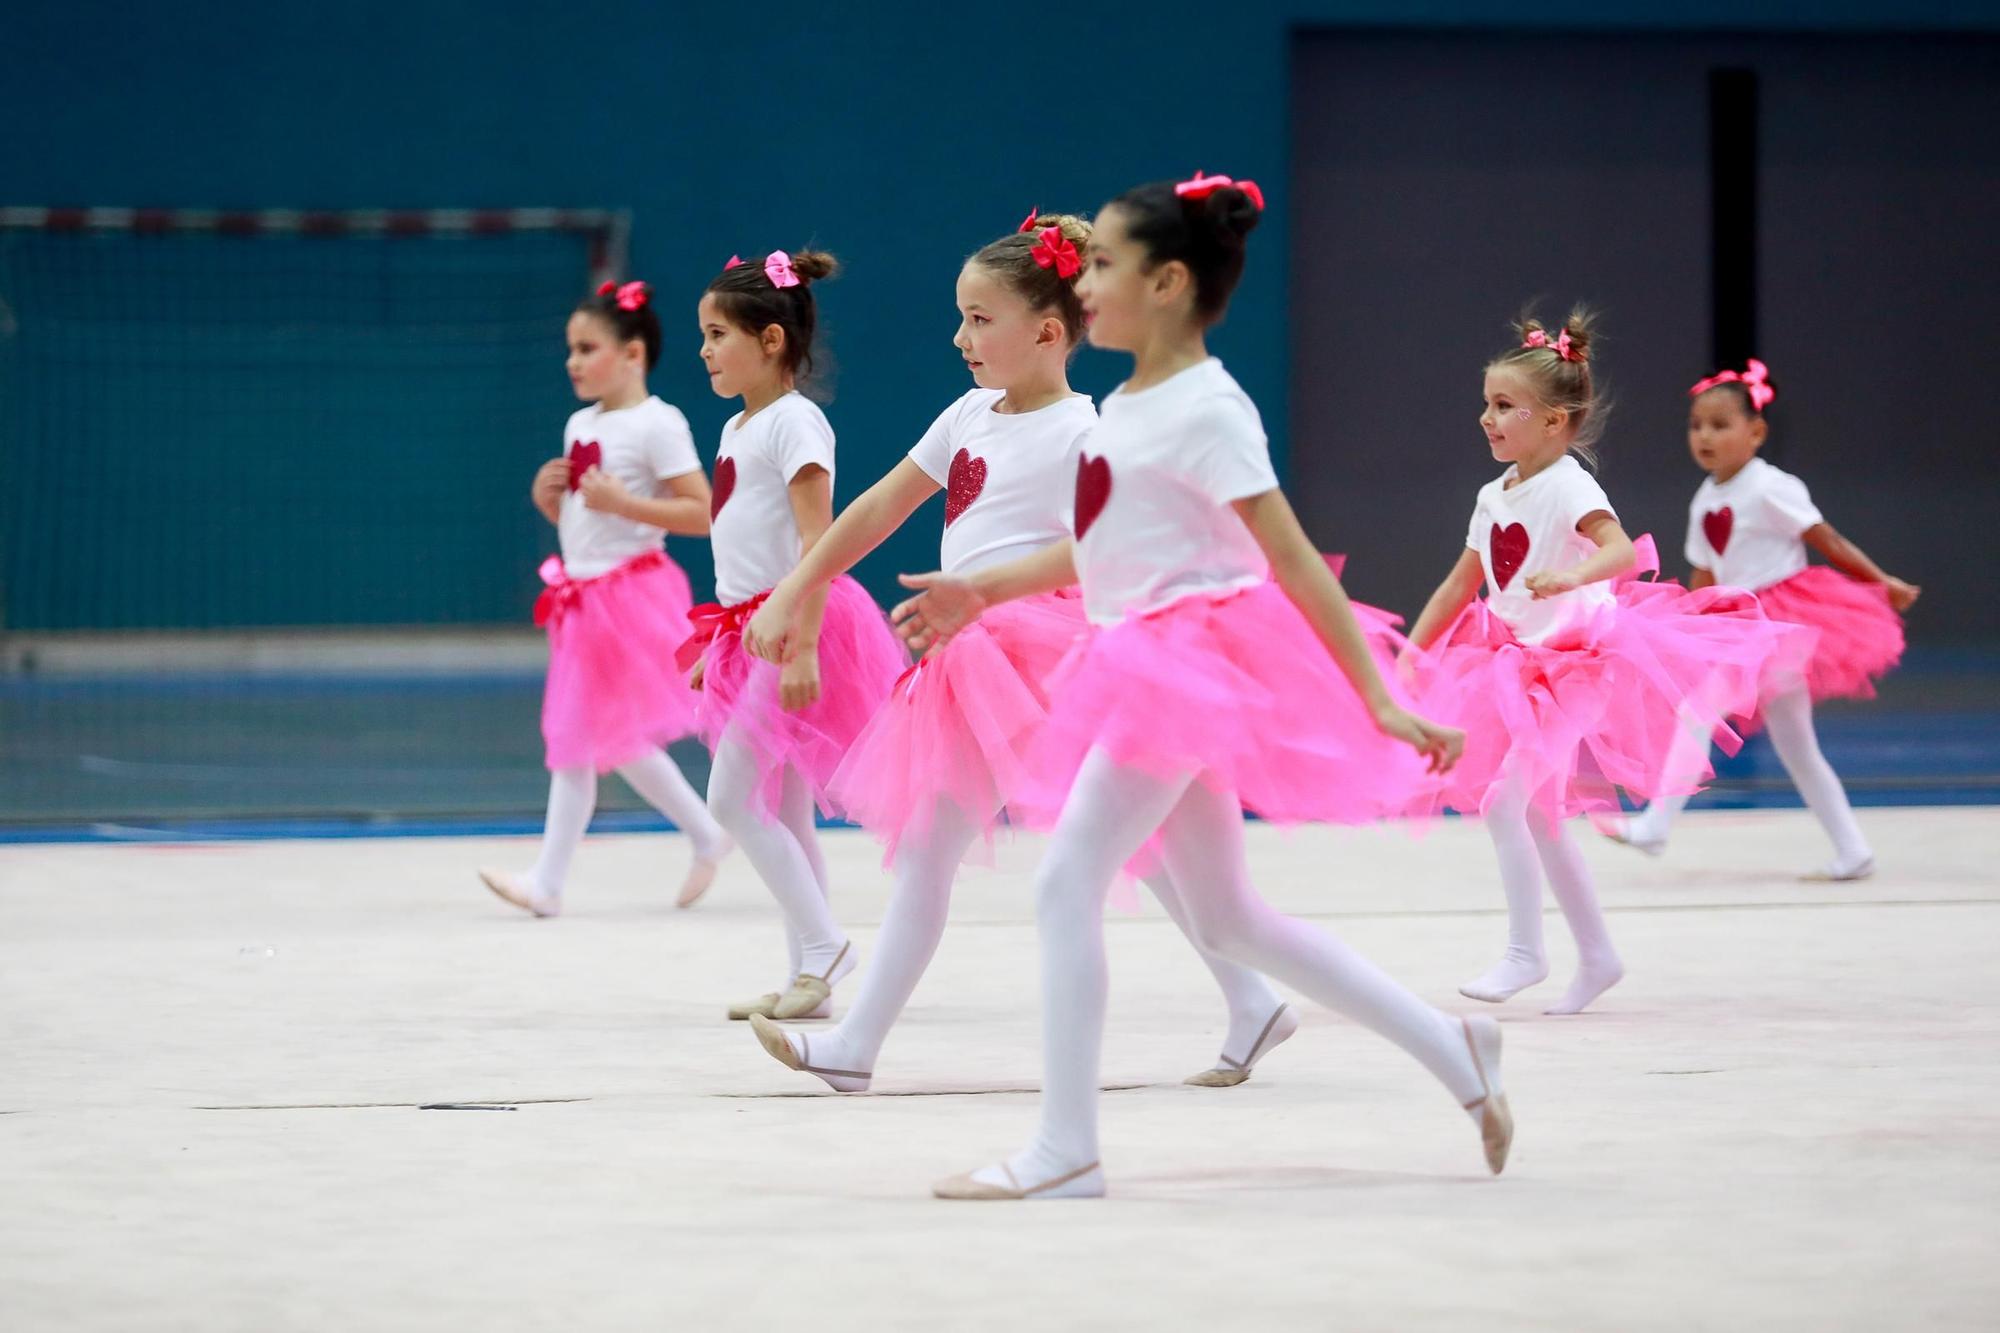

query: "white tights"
xmin=707 ymin=732 xmax=844 ymax=984
xmin=1628 ymin=687 xmax=1871 ymax=869
xmin=1000 ymin=748 xmax=1486 ymax=1183
xmin=526 ymin=748 xmax=725 ymax=902
xmin=805 ymin=797 xmax=1287 ymax=1075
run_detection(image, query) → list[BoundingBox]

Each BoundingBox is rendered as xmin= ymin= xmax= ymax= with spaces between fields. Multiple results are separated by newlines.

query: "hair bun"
xmin=787 ymin=249 xmax=839 ymax=283
xmin=1203 ymin=186 xmax=1263 ymax=243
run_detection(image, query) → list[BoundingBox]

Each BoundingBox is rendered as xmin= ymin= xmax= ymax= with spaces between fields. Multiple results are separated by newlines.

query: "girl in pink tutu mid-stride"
xmin=740 ymin=212 xmax=1298 ymax=1094
xmin=1406 ymin=312 xmax=1804 ymax=1015
xmin=896 ymin=173 xmax=1513 ymax=1203
xmin=1604 ymin=361 xmax=1919 ymax=879
xmin=479 ymin=280 xmax=732 ymax=918
xmin=682 ymin=249 xmax=908 ymax=1023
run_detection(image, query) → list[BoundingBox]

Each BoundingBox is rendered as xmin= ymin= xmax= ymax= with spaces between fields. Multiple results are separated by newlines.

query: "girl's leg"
xmin=1142 ymin=869 xmax=1298 ymax=1085
xmin=612 ymin=746 xmax=733 ymax=905
xmin=1461 ymin=777 xmax=1551 ymax=1002
xmin=939 ymin=749 xmax=1192 ymax=1199
xmin=707 ymin=733 xmax=852 ymax=1013
xmin=1616 ymin=703 xmax=1715 ymax=852
xmin=1528 ymin=811 xmax=1625 ymax=1014
xmin=479 ymin=765 xmax=596 ymax=916
xmin=1763 ymin=687 xmax=1873 ymax=877
xmin=755 ymin=799 xmax=984 ymax=1090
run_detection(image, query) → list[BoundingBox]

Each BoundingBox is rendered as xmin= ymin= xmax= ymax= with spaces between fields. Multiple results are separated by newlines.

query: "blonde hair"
xmin=967 ymin=213 xmax=1093 ymax=345
xmin=1487 ymin=306 xmax=1609 ymax=467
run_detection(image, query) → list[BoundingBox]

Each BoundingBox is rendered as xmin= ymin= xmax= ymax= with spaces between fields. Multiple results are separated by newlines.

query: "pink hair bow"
xmin=1175 ymin=170 xmax=1266 ymax=212
xmin=596 ymin=280 xmax=649 ymax=311
xmin=1523 ymin=328 xmax=1583 ymax=363
xmin=1018 ymin=207 xmax=1040 ymax=234
xmin=724 ymin=255 xmax=744 ymax=270
xmin=764 ymin=251 xmax=800 ymax=289
xmin=1030 ymin=225 xmax=1081 ymax=279
xmin=1690 ymin=358 xmax=1775 ymax=410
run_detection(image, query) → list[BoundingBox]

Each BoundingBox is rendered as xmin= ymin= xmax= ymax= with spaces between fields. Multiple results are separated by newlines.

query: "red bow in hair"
xmin=1017 ymin=207 xmax=1039 ymax=233
xmin=1175 ymin=170 xmax=1265 ymax=212
xmin=1030 ymin=225 xmax=1081 ymax=279
xmin=1690 ymin=359 xmax=1775 ymax=411
xmin=597 ymin=279 xmax=649 ymax=311
xmin=723 ymin=255 xmax=744 ymax=270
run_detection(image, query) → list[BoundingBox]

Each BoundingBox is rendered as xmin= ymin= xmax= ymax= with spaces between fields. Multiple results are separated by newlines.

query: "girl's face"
xmin=697 ymin=293 xmax=782 ymax=400
xmin=1686 ymin=388 xmax=1766 ymax=480
xmin=1479 ymin=367 xmax=1566 ymax=465
xmin=952 ymin=263 xmax=1061 ymax=389
xmin=1074 ymin=206 xmax=1157 ymax=352
xmin=565 ymin=311 xmax=643 ymax=402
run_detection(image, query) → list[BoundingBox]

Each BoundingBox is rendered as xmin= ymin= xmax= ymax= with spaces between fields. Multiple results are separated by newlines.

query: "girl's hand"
xmin=743 ymin=589 xmax=797 ymax=664
xmin=1392 ymin=647 xmax=1422 ymax=690
xmin=1524 ymin=568 xmax=1581 ymax=600
xmin=890 ymin=572 xmax=987 ymax=656
xmin=779 ymin=647 xmax=821 ymax=713
xmin=577 ymin=466 xmax=629 ymax=515
xmin=533 ymin=458 xmax=571 ymax=509
xmin=1371 ymin=701 xmax=1464 ymax=775
xmin=1885 ymin=577 xmax=1922 ymax=613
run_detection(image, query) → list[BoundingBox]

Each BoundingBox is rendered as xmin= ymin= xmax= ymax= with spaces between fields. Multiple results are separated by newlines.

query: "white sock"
xmin=1155 ymin=777 xmax=1487 ymax=1107
xmin=615 ymin=747 xmax=728 ymax=861
xmin=1461 ymin=780 xmax=1550 ymax=1002
xmin=809 ymin=800 xmax=981 ymax=1074
xmin=1141 ymin=868 xmax=1290 ymax=1066
xmin=1530 ymin=812 xmax=1624 ymax=1015
xmin=1764 ymin=688 xmax=1872 ymax=872
xmin=707 ymin=733 xmax=849 ymax=981
xmin=524 ymin=766 xmax=597 ymax=903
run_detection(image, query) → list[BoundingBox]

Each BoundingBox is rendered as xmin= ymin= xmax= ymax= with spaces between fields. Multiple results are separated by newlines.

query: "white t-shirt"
xmin=1682 ymin=457 xmax=1823 ymax=593
xmin=907 ymin=388 xmax=1097 ymax=576
xmin=1072 ymin=358 xmax=1279 ymax=625
xmin=709 ymin=392 xmax=837 ymax=605
xmin=1466 ymin=454 xmax=1619 ymax=644
xmin=557 ymin=396 xmax=703 ymax=580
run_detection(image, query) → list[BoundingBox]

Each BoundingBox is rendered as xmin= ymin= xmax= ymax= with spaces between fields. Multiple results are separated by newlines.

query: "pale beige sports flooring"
xmin=3 ymin=806 xmax=1997 ymax=1331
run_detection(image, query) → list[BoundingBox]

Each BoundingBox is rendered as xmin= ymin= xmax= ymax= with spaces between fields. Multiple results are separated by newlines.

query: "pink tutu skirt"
xmin=1753 ymin=566 xmax=1903 ymax=704
xmin=828 ymin=589 xmax=1089 ymax=864
xmin=1411 ymin=555 xmax=1813 ymax=820
xmin=1009 ymin=580 xmax=1435 ymax=830
xmin=538 ymin=551 xmax=701 ymax=773
xmin=685 ymin=575 xmax=908 ymax=818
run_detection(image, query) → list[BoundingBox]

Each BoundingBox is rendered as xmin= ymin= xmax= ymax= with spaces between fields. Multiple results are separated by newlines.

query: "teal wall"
xmin=1 ymin=2 xmax=1989 ymax=629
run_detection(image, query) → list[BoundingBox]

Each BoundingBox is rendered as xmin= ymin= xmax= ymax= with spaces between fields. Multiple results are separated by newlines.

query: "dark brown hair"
xmin=1104 ymin=179 xmax=1261 ymax=324
xmin=573 ymin=281 xmax=662 ymax=370
xmin=702 ymin=250 xmax=838 ymax=381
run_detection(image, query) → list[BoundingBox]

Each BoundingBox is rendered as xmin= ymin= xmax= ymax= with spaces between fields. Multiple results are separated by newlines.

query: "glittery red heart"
xmin=566 ymin=440 xmax=601 ymax=492
xmin=711 ymin=456 xmax=737 ymax=518
xmin=944 ymin=449 xmax=987 ymax=526
xmin=1702 ymin=506 xmax=1734 ymax=556
xmin=1489 ymin=522 xmax=1530 ymax=590
xmin=1073 ymin=452 xmax=1112 ymax=540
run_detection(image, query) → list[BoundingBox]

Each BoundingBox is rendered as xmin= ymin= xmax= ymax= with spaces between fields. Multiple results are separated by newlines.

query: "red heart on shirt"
xmin=1074 ymin=453 xmax=1112 ymax=540
xmin=1489 ymin=522 xmax=1530 ymax=590
xmin=1703 ymin=507 xmax=1734 ymax=556
xmin=945 ymin=449 xmax=987 ymax=526
xmin=711 ymin=456 xmax=737 ymax=518
xmin=565 ymin=440 xmax=601 ymax=492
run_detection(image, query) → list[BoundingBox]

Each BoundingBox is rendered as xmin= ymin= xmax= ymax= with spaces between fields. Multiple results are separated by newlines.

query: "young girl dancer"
xmin=739 ymin=212 xmax=1299 ymax=1092
xmin=479 ymin=280 xmax=731 ymax=917
xmin=681 ymin=250 xmax=908 ymax=1021
xmin=893 ymin=173 xmax=1508 ymax=1202
xmin=1604 ymin=362 xmax=1918 ymax=878
xmin=1407 ymin=314 xmax=1796 ymax=1013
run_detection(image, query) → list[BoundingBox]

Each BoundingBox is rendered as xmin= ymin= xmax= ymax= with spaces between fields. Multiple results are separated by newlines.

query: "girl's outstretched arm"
xmin=889 ymin=540 xmax=1077 ymax=657
xmin=1804 ymin=523 xmax=1922 ymax=611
